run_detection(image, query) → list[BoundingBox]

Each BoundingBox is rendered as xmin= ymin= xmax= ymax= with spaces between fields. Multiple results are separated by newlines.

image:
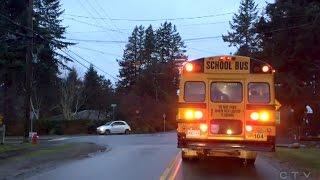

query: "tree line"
xmin=1 ymin=0 xmax=319 ymax=134
xmin=0 ymin=0 xmax=113 ymax=125
xmin=115 ymin=23 xmax=186 ymax=131
xmin=0 ymin=0 xmax=185 ymax=133
xmin=224 ymin=0 xmax=320 ymax=104
xmin=223 ymin=0 xmax=320 ymax=129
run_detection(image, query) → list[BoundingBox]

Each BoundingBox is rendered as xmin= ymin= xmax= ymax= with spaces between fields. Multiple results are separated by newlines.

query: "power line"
xmin=65 ymin=21 xmax=314 ymax=44
xmin=60 ymin=48 xmax=119 ymax=81
xmin=0 ymin=12 xmax=119 ymax=81
xmin=178 ymin=21 xmax=229 ymax=27
xmin=184 ymin=36 xmax=222 ymax=41
xmin=188 ymin=47 xmax=218 ymax=54
xmin=184 ymin=23 xmax=316 ymax=42
xmin=66 ymin=21 xmax=229 ymax=34
xmin=63 ymin=12 xmax=234 ymax=22
xmin=81 ymin=0 xmax=128 ymax=44
xmin=66 ymin=36 xmax=221 ymax=43
xmin=60 ymin=49 xmax=89 ymax=69
xmin=68 ymin=50 xmax=119 ymax=80
xmin=66 ymin=30 xmax=130 ymax=34
xmin=73 ymin=45 xmax=121 ymax=57
xmin=92 ymin=0 xmax=125 ymax=34
xmin=76 ymin=0 xmax=126 ymax=42
xmin=64 ymin=17 xmax=126 ymax=34
xmin=66 ymin=38 xmax=126 ymax=43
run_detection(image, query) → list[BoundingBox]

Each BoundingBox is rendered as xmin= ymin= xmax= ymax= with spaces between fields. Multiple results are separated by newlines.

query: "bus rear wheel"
xmin=243 ymin=158 xmax=256 ymax=166
xmin=181 ymin=150 xmax=198 ymax=161
xmin=181 ymin=151 xmax=189 ymax=161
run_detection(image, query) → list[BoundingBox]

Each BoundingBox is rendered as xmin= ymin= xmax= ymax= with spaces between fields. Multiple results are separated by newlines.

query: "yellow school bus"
xmin=177 ymin=55 xmax=276 ymax=165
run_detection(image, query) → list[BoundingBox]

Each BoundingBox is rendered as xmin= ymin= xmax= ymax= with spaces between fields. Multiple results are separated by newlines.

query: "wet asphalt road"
xmin=27 ymin=132 xmax=292 ymax=180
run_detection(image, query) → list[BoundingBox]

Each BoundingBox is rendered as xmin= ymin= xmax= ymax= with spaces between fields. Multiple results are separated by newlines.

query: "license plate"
xmin=246 ymin=132 xmax=267 ymax=141
xmin=186 ymin=129 xmax=200 ymax=137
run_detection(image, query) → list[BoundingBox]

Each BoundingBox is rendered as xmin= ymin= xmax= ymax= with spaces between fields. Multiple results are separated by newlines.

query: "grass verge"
xmin=0 ymin=143 xmax=32 ymax=154
xmin=275 ymin=147 xmax=320 ymax=171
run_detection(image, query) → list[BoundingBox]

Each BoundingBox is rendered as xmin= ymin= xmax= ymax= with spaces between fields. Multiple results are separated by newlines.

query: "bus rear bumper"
xmin=177 ymin=133 xmax=275 ymax=152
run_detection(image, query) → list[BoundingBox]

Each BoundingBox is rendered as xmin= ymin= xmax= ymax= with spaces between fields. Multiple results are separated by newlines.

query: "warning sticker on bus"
xmin=213 ymin=104 xmax=243 ymax=119
xmin=204 ymin=57 xmax=250 ymax=73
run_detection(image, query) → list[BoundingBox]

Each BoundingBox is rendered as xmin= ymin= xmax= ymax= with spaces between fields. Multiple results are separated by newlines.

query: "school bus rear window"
xmin=248 ymin=83 xmax=270 ymax=103
xmin=211 ymin=82 xmax=243 ymax=103
xmin=184 ymin=81 xmax=205 ymax=102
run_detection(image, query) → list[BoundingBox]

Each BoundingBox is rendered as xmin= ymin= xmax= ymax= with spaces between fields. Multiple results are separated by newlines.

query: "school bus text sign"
xmin=213 ymin=104 xmax=243 ymax=119
xmin=204 ymin=57 xmax=250 ymax=73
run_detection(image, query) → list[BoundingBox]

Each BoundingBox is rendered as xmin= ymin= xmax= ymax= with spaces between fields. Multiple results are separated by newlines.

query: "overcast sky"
xmin=60 ymin=0 xmax=273 ymax=82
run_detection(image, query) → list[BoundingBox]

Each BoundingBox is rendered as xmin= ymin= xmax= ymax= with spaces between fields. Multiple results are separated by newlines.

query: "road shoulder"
xmin=260 ymin=148 xmax=320 ymax=179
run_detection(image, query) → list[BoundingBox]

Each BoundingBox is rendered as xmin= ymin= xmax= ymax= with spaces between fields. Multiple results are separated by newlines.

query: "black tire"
xmin=181 ymin=151 xmax=189 ymax=161
xmin=105 ymin=130 xmax=110 ymax=135
xmin=245 ymin=158 xmax=256 ymax=167
xmin=181 ymin=151 xmax=197 ymax=161
xmin=124 ymin=129 xmax=130 ymax=135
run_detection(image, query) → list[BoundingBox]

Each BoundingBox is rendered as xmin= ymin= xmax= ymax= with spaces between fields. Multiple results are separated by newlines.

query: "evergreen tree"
xmin=96 ymin=77 xmax=114 ymax=114
xmin=155 ymin=22 xmax=186 ymax=63
xmin=154 ymin=22 xmax=186 ymax=101
xmin=256 ymin=0 xmax=320 ymax=105
xmin=222 ymin=0 xmax=259 ymax=56
xmin=83 ymin=65 xmax=101 ymax=110
xmin=32 ymin=0 xmax=73 ymax=118
xmin=0 ymin=0 xmax=73 ymax=122
xmin=144 ymin=25 xmax=156 ymax=67
xmin=117 ymin=25 xmax=145 ymax=91
xmin=0 ymin=0 xmax=29 ymax=122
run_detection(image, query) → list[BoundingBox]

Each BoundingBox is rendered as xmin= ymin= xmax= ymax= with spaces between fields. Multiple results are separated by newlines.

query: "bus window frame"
xmin=183 ymin=81 xmax=206 ymax=102
xmin=210 ymin=81 xmax=243 ymax=103
xmin=247 ymin=82 xmax=271 ymax=104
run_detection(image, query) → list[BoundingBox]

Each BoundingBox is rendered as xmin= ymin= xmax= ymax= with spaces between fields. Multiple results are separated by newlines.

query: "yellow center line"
xmin=168 ymin=158 xmax=182 ymax=180
xmin=160 ymin=151 xmax=182 ymax=180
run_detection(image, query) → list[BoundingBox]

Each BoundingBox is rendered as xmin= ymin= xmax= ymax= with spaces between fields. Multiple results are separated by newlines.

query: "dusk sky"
xmin=60 ymin=0 xmax=273 ymax=82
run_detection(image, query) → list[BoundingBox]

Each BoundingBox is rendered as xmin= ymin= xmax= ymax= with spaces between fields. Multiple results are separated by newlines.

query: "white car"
xmin=97 ymin=121 xmax=131 ymax=135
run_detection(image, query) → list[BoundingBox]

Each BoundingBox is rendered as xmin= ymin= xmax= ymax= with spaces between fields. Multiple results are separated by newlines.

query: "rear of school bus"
xmin=177 ymin=55 xmax=276 ymax=165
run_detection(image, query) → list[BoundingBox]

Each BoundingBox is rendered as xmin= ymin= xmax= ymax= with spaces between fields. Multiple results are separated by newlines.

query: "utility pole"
xmin=153 ymin=72 xmax=158 ymax=102
xmin=24 ymin=0 xmax=33 ymax=142
xmin=312 ymin=74 xmax=316 ymax=95
xmin=111 ymin=104 xmax=117 ymax=121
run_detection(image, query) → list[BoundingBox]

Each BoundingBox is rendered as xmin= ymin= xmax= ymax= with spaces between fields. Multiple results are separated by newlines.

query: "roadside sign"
xmin=163 ymin=113 xmax=166 ymax=119
xmin=111 ymin=104 xmax=117 ymax=108
xmin=0 ymin=115 xmax=3 ymax=125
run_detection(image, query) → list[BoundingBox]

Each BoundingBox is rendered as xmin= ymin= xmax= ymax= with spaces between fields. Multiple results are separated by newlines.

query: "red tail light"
xmin=250 ymin=112 xmax=259 ymax=121
xmin=185 ymin=63 xmax=194 ymax=72
xmin=184 ymin=109 xmax=203 ymax=120
xmin=249 ymin=111 xmax=270 ymax=121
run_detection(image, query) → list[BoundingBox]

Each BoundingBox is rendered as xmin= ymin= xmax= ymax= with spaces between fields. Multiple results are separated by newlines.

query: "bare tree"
xmin=30 ymin=88 xmax=41 ymax=120
xmin=59 ymin=68 xmax=85 ymax=120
